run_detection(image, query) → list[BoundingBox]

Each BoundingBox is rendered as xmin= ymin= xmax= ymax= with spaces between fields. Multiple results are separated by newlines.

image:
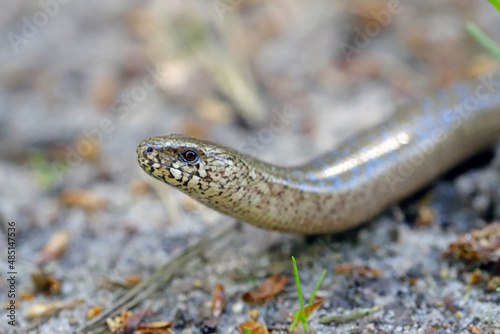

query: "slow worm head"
xmin=137 ymin=75 xmax=500 ymax=234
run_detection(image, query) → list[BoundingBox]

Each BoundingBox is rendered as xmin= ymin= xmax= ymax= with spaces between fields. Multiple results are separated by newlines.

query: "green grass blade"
xmin=292 ymin=256 xmax=308 ymax=332
xmin=466 ymin=22 xmax=500 ymax=62
xmin=489 ymin=0 xmax=500 ymax=12
xmin=289 ymin=311 xmax=301 ymax=331
xmin=308 ymin=269 xmax=326 ymax=306
xmin=299 ymin=312 xmax=308 ymax=332
xmin=244 ymin=327 xmax=251 ymax=334
xmin=291 ymin=257 xmax=305 ymax=314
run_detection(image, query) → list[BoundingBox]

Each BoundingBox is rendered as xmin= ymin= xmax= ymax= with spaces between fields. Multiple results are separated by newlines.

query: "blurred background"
xmin=1 ymin=0 xmax=500 ymax=333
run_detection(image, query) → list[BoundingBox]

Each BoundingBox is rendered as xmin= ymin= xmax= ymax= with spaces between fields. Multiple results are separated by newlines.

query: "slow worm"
xmin=137 ymin=73 xmax=500 ymax=234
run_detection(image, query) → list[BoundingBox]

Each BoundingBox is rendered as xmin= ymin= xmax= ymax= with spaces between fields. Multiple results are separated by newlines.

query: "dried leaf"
xmin=30 ymin=269 xmax=61 ymax=295
xmin=212 ymin=283 xmax=225 ymax=317
xmin=303 ymin=299 xmax=324 ymax=318
xmin=86 ymin=305 xmax=103 ymax=320
xmin=102 ymin=276 xmax=141 ymax=289
xmin=290 ymin=300 xmax=324 ymax=327
xmin=125 ymin=275 xmax=142 ymax=287
xmin=26 ymin=303 xmax=60 ymax=319
xmin=241 ymin=274 xmax=287 ymax=304
xmin=335 ymin=264 xmax=382 ymax=278
xmin=471 ymin=325 xmax=482 ymax=334
xmin=237 ymin=319 xmax=269 ymax=334
xmin=136 ymin=321 xmax=173 ymax=334
xmin=60 ymin=190 xmax=107 ymax=210
xmin=445 ymin=222 xmax=500 ymax=264
xmin=20 ymin=291 xmax=34 ymax=301
xmin=26 ymin=299 xmax=84 ymax=320
xmin=137 ymin=321 xmax=172 ymax=329
xmin=37 ymin=231 xmax=70 ymax=264
xmin=122 ymin=309 xmax=151 ymax=333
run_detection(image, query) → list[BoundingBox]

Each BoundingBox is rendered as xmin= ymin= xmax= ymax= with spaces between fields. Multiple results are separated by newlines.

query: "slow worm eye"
xmin=146 ymin=147 xmax=153 ymax=154
xmin=182 ymin=150 xmax=198 ymax=162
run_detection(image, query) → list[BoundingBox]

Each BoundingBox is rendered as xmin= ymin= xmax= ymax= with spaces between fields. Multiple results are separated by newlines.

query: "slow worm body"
xmin=137 ymin=73 xmax=500 ymax=234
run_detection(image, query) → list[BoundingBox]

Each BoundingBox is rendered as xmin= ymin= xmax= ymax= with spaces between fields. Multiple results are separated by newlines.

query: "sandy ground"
xmin=0 ymin=0 xmax=500 ymax=333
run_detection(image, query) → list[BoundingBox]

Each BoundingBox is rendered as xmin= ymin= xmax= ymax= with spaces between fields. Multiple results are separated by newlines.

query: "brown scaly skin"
xmin=137 ymin=74 xmax=500 ymax=234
